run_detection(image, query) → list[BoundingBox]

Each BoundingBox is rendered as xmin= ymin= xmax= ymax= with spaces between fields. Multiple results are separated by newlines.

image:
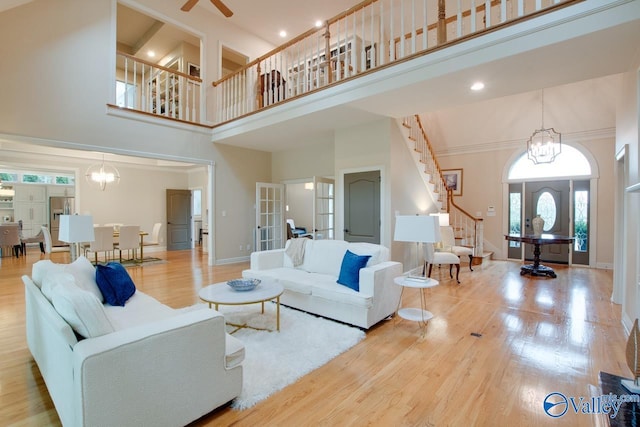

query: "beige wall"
xmin=271 ymin=139 xmax=334 ymax=183
xmin=436 ymin=137 xmax=615 ymax=264
xmin=213 ymin=144 xmax=271 ymax=262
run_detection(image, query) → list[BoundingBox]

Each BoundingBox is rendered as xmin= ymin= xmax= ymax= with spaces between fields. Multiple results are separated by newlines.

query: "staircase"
xmin=400 ymin=115 xmax=490 ymax=264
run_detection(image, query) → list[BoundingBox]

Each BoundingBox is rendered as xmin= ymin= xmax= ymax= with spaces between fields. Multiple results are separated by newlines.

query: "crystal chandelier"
xmin=527 ymin=89 xmax=561 ymax=165
xmin=85 ymin=155 xmax=120 ymax=191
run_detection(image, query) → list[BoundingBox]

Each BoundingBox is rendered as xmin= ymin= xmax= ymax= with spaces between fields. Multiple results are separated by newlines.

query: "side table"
xmin=394 ymin=276 xmax=439 ymax=328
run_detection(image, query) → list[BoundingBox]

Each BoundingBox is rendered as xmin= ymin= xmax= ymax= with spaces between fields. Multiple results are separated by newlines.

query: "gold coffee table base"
xmin=199 ymin=281 xmax=284 ymax=332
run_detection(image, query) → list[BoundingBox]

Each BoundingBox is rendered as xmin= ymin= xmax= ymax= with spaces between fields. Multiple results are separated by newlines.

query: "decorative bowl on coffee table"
xmin=227 ymin=278 xmax=260 ymax=292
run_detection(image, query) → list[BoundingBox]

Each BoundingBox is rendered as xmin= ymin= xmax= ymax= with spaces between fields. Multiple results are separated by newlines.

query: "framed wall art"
xmin=442 ymin=169 xmax=463 ymax=196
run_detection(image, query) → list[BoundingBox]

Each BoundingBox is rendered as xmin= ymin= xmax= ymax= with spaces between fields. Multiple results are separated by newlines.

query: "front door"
xmin=166 ymin=189 xmax=192 ymax=250
xmin=344 ymin=170 xmax=380 ymax=244
xmin=524 ymin=180 xmax=570 ymax=263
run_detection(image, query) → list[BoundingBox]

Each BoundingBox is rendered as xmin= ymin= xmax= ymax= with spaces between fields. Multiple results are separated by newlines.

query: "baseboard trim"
xmin=216 ymin=256 xmax=250 ymax=265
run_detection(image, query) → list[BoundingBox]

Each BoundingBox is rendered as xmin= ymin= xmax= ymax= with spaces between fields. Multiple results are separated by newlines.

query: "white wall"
xmin=389 ymin=120 xmax=438 ymax=270
xmin=0 ymin=0 xmax=273 ymax=264
xmin=616 ymin=65 xmax=640 ymax=331
xmin=334 ymin=119 xmax=392 ymax=247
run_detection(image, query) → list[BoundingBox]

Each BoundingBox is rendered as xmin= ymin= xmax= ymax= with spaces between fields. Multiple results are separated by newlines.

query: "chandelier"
xmin=85 ymin=155 xmax=120 ymax=191
xmin=527 ymin=89 xmax=561 ymax=165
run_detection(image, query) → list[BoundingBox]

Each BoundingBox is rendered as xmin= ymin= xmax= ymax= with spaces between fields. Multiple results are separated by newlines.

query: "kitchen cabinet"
xmin=13 ymin=185 xmax=47 ymax=238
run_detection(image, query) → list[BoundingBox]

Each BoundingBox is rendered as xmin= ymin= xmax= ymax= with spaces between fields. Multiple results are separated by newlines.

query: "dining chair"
xmin=115 ymin=225 xmax=140 ymax=262
xmin=143 ymin=222 xmax=162 ymax=246
xmin=20 ymin=226 xmax=47 ymax=254
xmin=87 ymin=226 xmax=115 ymax=265
xmin=0 ymin=223 xmax=21 ymax=258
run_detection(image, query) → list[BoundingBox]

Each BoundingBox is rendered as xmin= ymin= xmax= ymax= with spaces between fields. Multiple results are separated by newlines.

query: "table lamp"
xmin=59 ymin=215 xmax=95 ymax=261
xmin=394 ymin=215 xmax=441 ymax=282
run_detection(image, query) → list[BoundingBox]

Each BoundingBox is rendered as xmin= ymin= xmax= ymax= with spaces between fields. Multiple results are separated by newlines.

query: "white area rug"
xmin=218 ymin=303 xmax=366 ymax=410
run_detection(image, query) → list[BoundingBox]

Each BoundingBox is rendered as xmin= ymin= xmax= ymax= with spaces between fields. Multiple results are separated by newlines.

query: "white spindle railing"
xmin=213 ymin=0 xmax=576 ymax=124
xmin=403 ymin=115 xmax=484 ymax=258
xmin=115 ymin=52 xmax=202 ymax=123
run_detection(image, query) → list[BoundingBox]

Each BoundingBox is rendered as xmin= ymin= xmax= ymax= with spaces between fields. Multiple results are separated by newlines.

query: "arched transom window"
xmin=508 ymin=145 xmax=591 ymax=180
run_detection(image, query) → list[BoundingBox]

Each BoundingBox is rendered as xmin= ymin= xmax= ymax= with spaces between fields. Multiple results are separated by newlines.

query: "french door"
xmin=255 ymin=183 xmax=284 ymax=251
xmin=313 ymin=177 xmax=335 ymax=240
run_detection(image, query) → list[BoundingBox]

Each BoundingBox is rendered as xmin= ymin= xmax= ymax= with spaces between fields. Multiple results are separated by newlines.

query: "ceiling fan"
xmin=181 ymin=0 xmax=233 ymax=17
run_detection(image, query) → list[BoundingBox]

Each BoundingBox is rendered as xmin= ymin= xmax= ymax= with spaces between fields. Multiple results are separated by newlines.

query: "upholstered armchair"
xmin=439 ymin=226 xmax=474 ymax=271
xmin=424 ymin=242 xmax=460 ymax=284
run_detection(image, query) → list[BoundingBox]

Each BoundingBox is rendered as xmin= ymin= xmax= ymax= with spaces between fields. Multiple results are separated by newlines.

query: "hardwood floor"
xmin=0 ymin=248 xmax=628 ymax=426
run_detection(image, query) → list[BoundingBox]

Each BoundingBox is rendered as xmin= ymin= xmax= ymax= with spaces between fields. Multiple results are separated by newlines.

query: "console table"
xmin=599 ymin=371 xmax=640 ymax=426
xmin=504 ymin=234 xmax=575 ymax=278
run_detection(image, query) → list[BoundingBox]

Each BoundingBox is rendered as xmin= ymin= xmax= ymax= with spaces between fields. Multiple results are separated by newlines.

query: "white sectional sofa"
xmin=243 ymin=240 xmax=402 ymax=329
xmin=23 ymin=256 xmax=244 ymax=427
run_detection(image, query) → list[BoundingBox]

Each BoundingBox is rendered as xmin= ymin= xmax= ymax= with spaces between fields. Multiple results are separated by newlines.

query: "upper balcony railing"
xmin=114 ymin=52 xmax=202 ymax=124
xmin=212 ymin=0 xmax=580 ymax=125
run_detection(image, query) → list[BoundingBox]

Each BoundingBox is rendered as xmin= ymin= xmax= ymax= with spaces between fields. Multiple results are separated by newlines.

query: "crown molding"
xmin=434 ymin=127 xmax=615 ymax=157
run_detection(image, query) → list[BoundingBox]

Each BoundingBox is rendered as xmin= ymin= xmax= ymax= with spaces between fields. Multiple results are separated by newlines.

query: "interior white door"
xmin=313 ymin=177 xmax=334 ymax=240
xmin=256 ymin=183 xmax=284 ymax=251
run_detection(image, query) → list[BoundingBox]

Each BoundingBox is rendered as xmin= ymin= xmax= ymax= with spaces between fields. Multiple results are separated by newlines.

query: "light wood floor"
xmin=0 ymin=248 xmax=628 ymax=426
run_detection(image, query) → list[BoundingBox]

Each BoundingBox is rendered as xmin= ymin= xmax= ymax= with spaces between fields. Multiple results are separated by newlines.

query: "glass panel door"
xmin=508 ymin=183 xmax=522 ymax=259
xmin=313 ymin=178 xmax=334 ymax=240
xmin=255 ymin=183 xmax=284 ymax=251
xmin=573 ymin=180 xmax=590 ymax=265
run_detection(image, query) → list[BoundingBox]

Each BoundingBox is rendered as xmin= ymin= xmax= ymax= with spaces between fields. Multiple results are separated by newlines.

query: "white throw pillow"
xmin=51 ymin=281 xmax=115 ymax=338
xmin=31 ymin=260 xmax=64 ymax=289
xmin=348 ymin=242 xmax=389 ymax=267
xmin=42 ymin=272 xmax=76 ymax=303
xmin=64 ymin=255 xmax=103 ymax=302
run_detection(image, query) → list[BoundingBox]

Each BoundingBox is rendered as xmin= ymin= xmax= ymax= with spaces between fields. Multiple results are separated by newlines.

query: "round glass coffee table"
xmin=199 ymin=280 xmax=284 ymax=332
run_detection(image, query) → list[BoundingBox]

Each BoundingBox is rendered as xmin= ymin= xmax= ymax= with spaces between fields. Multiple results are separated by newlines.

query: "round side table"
xmin=394 ymin=276 xmax=439 ymax=328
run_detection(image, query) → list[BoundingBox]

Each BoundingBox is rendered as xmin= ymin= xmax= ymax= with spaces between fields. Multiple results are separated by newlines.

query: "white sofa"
xmin=23 ymin=256 xmax=244 ymax=427
xmin=243 ymin=240 xmax=402 ymax=329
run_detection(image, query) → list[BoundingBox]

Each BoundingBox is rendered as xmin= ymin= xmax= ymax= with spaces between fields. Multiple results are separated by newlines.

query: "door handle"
xmin=344 ymin=229 xmax=349 ymax=233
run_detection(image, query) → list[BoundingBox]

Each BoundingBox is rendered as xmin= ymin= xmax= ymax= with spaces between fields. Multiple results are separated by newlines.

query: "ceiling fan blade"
xmin=181 ymin=0 xmax=199 ymax=12
xmin=210 ymin=0 xmax=233 ymax=17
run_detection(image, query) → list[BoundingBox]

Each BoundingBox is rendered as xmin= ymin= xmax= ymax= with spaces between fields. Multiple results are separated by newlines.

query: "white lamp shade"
xmin=394 ymin=215 xmax=441 ymax=243
xmin=430 ymin=212 xmax=450 ymax=226
xmin=59 ymin=215 xmax=95 ymax=243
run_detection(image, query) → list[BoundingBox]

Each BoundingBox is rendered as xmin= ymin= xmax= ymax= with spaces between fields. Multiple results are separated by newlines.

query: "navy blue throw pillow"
xmin=95 ymin=262 xmax=136 ymax=307
xmin=336 ymin=250 xmax=371 ymax=292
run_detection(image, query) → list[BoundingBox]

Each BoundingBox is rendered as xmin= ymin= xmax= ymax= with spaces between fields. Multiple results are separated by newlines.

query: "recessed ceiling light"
xmin=315 ymin=20 xmax=323 ymax=28
xmin=279 ymin=30 xmax=287 ymax=38
xmin=147 ymin=50 xmax=156 ymax=58
xmin=470 ymin=82 xmax=485 ymax=91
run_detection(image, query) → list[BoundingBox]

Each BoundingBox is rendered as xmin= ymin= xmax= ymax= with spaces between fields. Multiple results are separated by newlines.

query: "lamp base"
xmin=621 ymin=379 xmax=640 ymax=394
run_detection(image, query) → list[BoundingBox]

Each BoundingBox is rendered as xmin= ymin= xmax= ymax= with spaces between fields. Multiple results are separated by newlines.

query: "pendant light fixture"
xmin=85 ymin=154 xmax=120 ymax=191
xmin=527 ymin=89 xmax=562 ymax=165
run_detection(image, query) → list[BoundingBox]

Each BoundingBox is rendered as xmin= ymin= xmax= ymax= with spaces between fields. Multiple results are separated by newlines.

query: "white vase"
xmin=532 ymin=215 xmax=545 ymax=236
